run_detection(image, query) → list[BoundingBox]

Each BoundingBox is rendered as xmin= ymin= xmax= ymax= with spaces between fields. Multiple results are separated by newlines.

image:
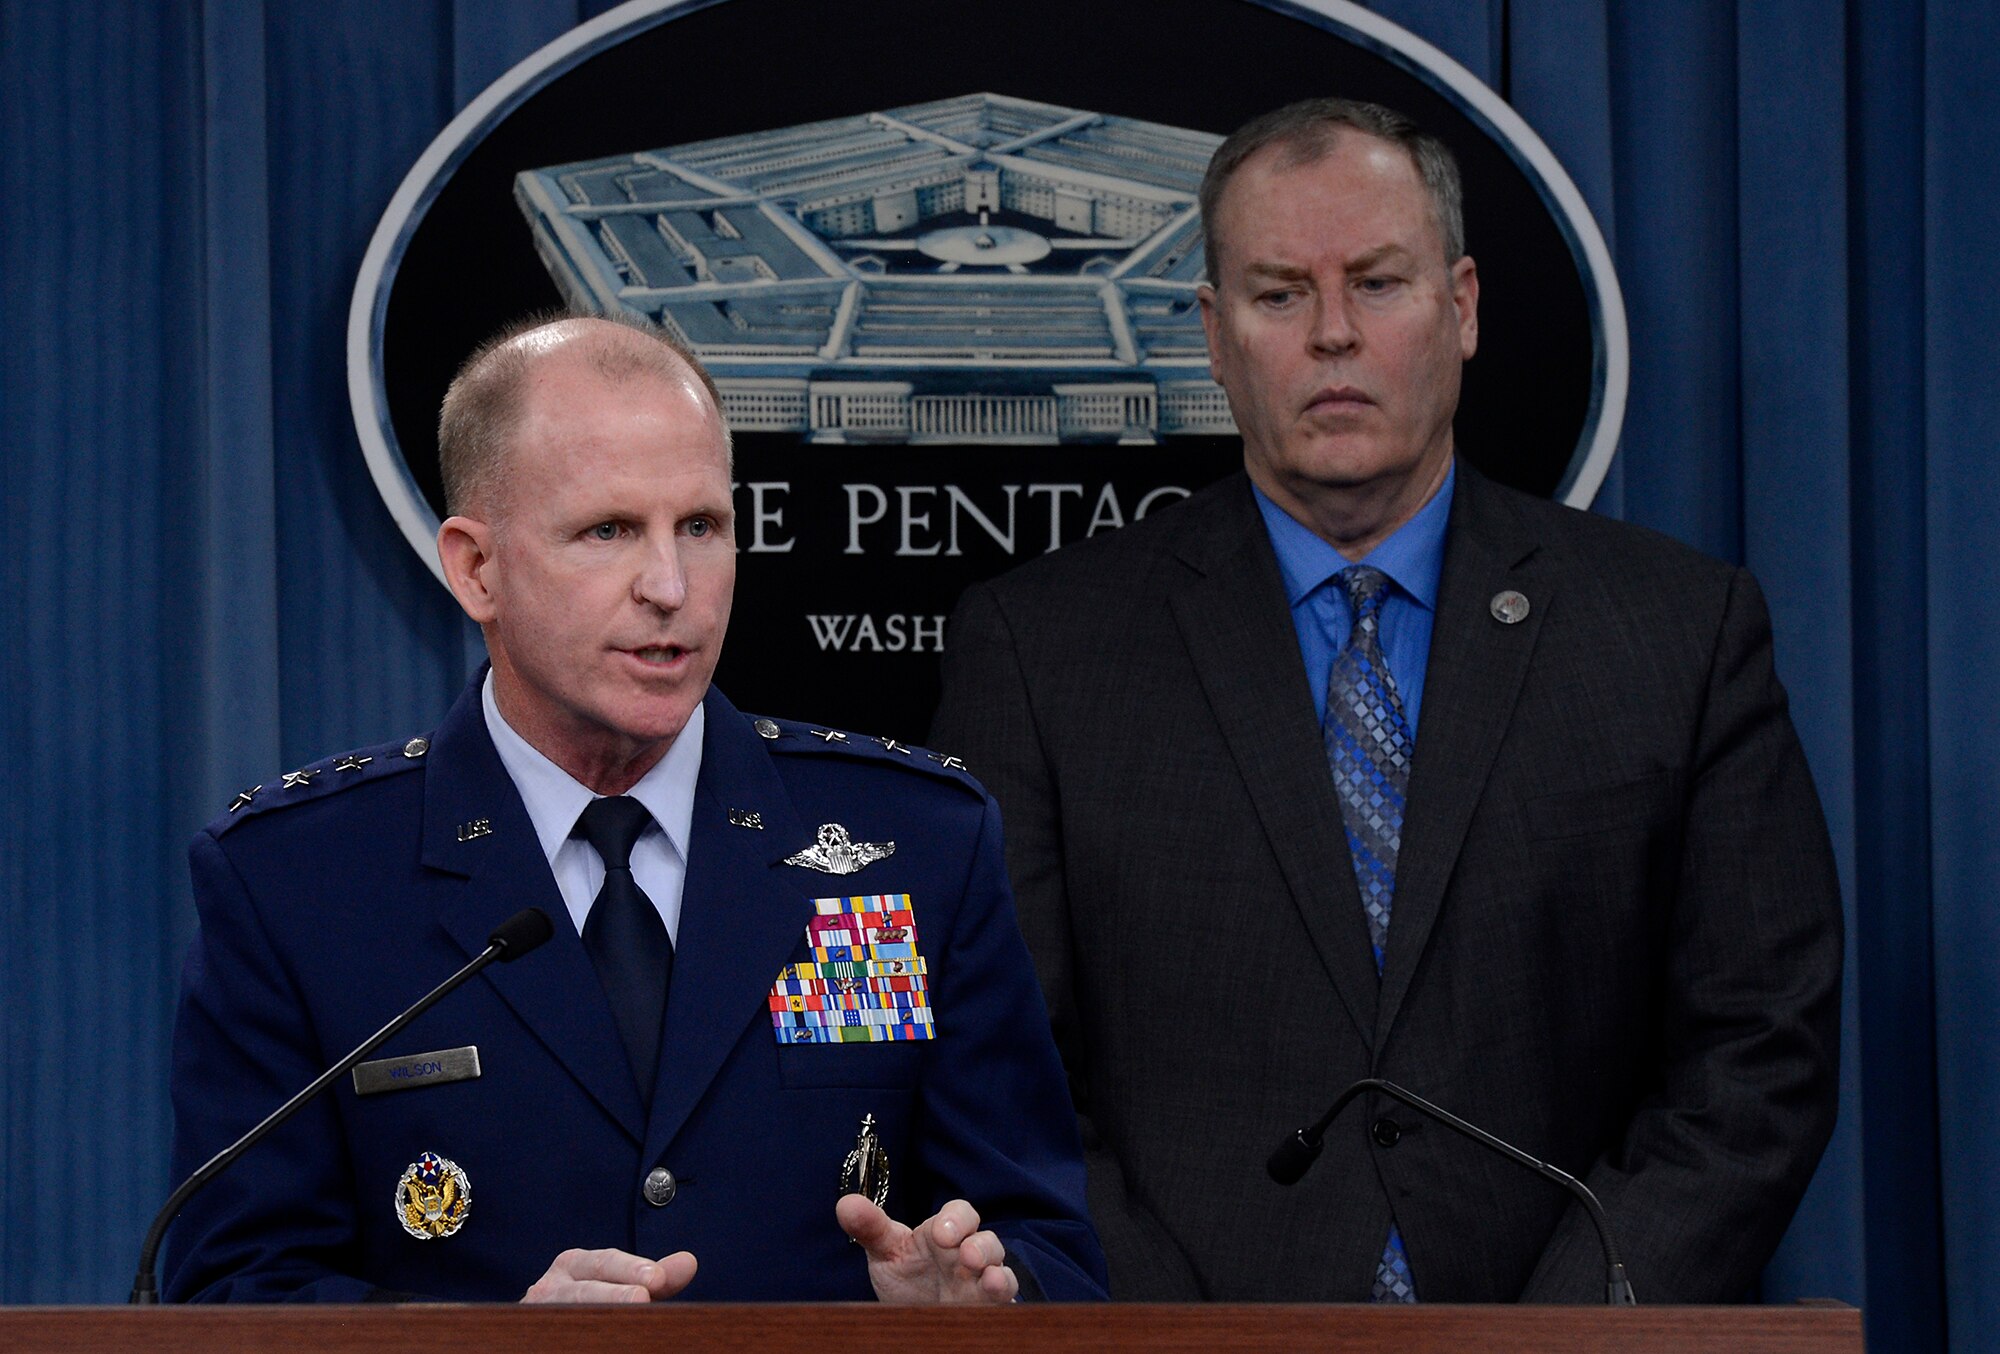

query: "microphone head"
xmin=489 ymin=908 xmax=554 ymax=960
xmin=1267 ymin=1130 xmax=1323 ymax=1186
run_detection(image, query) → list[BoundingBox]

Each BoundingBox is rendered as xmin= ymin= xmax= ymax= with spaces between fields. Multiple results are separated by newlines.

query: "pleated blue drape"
xmin=2 ymin=3 xmax=1993 ymax=1347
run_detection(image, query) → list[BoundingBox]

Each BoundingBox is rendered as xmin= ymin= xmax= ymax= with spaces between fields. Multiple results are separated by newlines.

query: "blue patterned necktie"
xmin=1322 ymin=565 xmax=1418 ymax=1304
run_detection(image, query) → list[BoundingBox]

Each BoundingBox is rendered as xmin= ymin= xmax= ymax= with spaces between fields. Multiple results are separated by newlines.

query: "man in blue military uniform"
xmin=164 ymin=315 xmax=1106 ymax=1303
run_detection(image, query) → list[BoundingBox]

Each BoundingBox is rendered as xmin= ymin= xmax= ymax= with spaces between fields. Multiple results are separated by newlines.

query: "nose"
xmin=1308 ymin=291 xmax=1360 ymax=355
xmin=633 ymin=536 xmax=687 ymax=613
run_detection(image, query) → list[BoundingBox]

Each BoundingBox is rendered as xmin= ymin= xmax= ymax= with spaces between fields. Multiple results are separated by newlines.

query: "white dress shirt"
xmin=482 ymin=671 xmax=702 ymax=945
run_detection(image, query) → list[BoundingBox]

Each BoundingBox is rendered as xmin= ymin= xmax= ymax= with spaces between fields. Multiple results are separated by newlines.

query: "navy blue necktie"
xmin=1323 ymin=566 xmax=1418 ymax=1303
xmin=576 ymin=796 xmax=672 ymax=1106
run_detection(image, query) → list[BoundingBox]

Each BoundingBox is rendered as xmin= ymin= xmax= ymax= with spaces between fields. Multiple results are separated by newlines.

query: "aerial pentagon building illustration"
xmin=514 ymin=93 xmax=1237 ymax=444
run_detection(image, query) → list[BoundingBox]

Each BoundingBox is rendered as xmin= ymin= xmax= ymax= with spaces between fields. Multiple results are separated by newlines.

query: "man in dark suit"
xmin=931 ymin=98 xmax=1841 ymax=1303
xmin=165 ymin=316 xmax=1105 ymax=1303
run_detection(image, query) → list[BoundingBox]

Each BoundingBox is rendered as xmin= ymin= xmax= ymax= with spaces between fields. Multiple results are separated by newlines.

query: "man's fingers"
xmin=523 ymin=1246 xmax=696 ymax=1303
xmin=926 ymin=1199 xmax=982 ymax=1254
xmin=836 ymin=1192 xmax=904 ymax=1256
xmin=567 ymin=1279 xmax=658 ymax=1303
xmin=976 ymin=1257 xmax=1020 ymax=1302
xmin=650 ymin=1250 xmax=698 ymax=1296
xmin=565 ymin=1247 xmax=664 ymax=1287
xmin=953 ymin=1229 xmax=1006 ymax=1273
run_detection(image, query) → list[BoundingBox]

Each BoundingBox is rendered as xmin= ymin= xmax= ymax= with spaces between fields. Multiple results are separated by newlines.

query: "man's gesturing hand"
xmin=521 ymin=1247 xmax=697 ymax=1303
xmin=837 ymin=1194 xmax=1019 ymax=1304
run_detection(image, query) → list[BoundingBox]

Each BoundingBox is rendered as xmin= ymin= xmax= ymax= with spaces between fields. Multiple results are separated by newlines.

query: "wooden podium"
xmin=0 ymin=1301 xmax=1862 ymax=1353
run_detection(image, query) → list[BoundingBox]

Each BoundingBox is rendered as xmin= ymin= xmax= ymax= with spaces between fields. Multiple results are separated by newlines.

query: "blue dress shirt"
xmin=482 ymin=670 xmax=701 ymax=944
xmin=1252 ymin=462 xmax=1455 ymax=735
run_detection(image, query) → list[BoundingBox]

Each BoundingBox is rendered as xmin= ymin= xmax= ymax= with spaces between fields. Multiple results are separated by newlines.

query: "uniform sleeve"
xmin=1521 ymin=567 xmax=1844 ymax=1301
xmin=902 ymin=785 xmax=1107 ymax=1300
xmin=932 ymin=582 xmax=1201 ymax=1299
xmin=162 ymin=830 xmax=381 ymax=1303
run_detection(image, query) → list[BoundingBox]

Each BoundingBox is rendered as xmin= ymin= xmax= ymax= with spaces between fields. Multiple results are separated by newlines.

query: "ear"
xmin=1197 ymin=281 xmax=1228 ymax=384
xmin=1451 ymin=255 xmax=1480 ymax=360
xmin=437 ymin=515 xmax=499 ymax=624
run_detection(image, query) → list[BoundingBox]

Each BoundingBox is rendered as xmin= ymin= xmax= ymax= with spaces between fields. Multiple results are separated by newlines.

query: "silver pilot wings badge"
xmin=784 ymin=823 xmax=895 ymax=875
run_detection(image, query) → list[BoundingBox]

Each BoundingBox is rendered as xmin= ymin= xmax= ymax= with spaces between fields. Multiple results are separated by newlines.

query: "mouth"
xmin=1304 ymin=385 xmax=1374 ymax=414
xmin=623 ymin=644 xmax=690 ymax=669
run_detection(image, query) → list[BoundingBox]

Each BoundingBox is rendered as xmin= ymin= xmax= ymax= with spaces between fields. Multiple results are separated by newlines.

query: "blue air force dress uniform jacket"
xmin=163 ymin=679 xmax=1106 ymax=1302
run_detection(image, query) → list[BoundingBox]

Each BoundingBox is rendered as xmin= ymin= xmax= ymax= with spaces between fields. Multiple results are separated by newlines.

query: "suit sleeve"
xmin=162 ymin=830 xmax=384 ymax=1303
xmin=933 ymin=582 xmax=1205 ymax=1300
xmin=1521 ymin=567 xmax=1844 ymax=1302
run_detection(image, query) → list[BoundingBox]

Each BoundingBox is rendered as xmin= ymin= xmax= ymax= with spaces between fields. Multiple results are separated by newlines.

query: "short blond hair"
xmin=437 ymin=310 xmax=731 ymax=518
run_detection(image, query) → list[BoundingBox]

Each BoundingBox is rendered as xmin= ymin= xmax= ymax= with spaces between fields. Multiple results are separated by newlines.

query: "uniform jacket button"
xmin=642 ymin=1166 xmax=677 ymax=1206
xmin=1372 ymin=1117 xmax=1402 ymax=1148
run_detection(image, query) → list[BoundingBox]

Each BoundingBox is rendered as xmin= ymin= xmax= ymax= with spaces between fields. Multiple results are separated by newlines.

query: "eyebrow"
xmin=1240 ymin=245 xmax=1416 ymax=281
xmin=1345 ymin=244 xmax=1414 ymax=272
xmin=1243 ymin=261 xmax=1311 ymax=281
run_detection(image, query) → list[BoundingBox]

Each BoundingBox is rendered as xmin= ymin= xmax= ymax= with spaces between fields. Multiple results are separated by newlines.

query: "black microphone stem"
xmin=130 ymin=920 xmax=537 ymax=1304
xmin=1274 ymin=1077 xmax=1637 ymax=1306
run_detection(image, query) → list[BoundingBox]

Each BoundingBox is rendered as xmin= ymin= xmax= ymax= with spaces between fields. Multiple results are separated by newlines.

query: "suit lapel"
xmin=1167 ymin=478 xmax=1381 ymax=1045
xmin=643 ymin=689 xmax=812 ymax=1163
xmin=1375 ymin=467 xmax=1548 ymax=1046
xmin=423 ymin=681 xmax=647 ymax=1143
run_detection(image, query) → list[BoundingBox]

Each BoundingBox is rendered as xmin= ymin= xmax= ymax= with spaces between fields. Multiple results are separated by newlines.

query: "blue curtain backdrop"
xmin=1 ymin=1 xmax=1992 ymax=1346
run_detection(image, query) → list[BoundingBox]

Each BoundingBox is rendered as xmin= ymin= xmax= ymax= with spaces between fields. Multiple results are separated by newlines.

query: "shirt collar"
xmin=482 ymin=669 xmax=703 ymax=866
xmin=1252 ymin=459 xmax=1456 ymax=612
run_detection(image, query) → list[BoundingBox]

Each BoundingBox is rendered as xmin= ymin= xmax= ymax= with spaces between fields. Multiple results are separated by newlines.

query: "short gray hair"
xmin=1199 ymin=97 xmax=1465 ymax=279
xmin=437 ymin=309 xmax=731 ymax=518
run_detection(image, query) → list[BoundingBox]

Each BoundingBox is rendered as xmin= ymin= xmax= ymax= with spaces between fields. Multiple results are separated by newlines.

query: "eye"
xmin=586 ymin=522 xmax=621 ymax=541
xmin=686 ymin=517 xmax=710 ymax=538
xmin=1257 ymin=286 xmax=1303 ymax=307
xmin=1356 ymin=275 xmax=1402 ymax=295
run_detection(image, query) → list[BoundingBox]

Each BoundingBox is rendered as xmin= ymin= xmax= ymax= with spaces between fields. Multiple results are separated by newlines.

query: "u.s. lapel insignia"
xmin=456 ymin=819 xmax=491 ymax=842
xmin=784 ymin=823 xmax=895 ymax=875
xmin=728 ymin=808 xmax=765 ymax=830
xmin=839 ymin=1113 xmax=892 ymax=1209
xmin=395 ymin=1151 xmax=471 ymax=1239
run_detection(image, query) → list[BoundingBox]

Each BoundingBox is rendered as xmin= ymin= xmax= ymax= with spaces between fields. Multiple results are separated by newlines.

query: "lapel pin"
xmin=456 ymin=819 xmax=492 ymax=842
xmin=754 ymin=718 xmax=782 ymax=740
xmin=784 ymin=823 xmax=896 ymax=875
xmin=403 ymin=737 xmax=430 ymax=759
xmin=1490 ymin=590 xmax=1531 ymax=625
xmin=396 ymin=1151 xmax=471 ymax=1239
xmin=728 ymin=809 xmax=765 ymax=830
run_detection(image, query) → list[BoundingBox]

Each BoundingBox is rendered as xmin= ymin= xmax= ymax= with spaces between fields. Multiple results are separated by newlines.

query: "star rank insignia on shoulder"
xmin=210 ymin=733 xmax=433 ymax=837
xmin=747 ymin=714 xmax=981 ymax=794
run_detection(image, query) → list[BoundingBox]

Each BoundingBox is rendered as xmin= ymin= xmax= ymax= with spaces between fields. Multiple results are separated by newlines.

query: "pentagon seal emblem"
xmin=395 ymin=1151 xmax=471 ymax=1240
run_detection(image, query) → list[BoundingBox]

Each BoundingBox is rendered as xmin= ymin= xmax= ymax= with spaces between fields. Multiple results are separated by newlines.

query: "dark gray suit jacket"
xmin=931 ymin=465 xmax=1841 ymax=1302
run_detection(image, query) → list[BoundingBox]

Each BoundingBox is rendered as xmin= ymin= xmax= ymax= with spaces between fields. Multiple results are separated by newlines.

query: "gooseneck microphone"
xmin=1268 ymin=1077 xmax=1637 ymax=1305
xmin=130 ymin=907 xmax=555 ymax=1304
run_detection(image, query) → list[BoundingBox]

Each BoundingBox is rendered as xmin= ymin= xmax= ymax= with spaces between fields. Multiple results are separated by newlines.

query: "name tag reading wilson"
xmin=352 ymin=1045 xmax=481 ymax=1096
